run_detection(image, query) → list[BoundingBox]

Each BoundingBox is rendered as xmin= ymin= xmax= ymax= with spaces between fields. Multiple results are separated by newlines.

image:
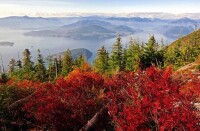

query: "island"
xmin=51 ymin=48 xmax=93 ymax=60
xmin=0 ymin=41 xmax=14 ymax=46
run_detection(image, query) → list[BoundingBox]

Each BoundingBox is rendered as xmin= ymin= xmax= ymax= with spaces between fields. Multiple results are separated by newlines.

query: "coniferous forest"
xmin=0 ymin=29 xmax=200 ymax=130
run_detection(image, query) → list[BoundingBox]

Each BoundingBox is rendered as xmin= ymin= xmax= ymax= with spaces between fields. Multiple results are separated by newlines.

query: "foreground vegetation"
xmin=0 ymin=29 xmax=200 ymax=130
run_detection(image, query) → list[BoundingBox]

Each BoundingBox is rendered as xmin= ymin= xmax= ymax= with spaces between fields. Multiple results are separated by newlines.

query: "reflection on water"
xmin=0 ymin=28 xmax=173 ymax=70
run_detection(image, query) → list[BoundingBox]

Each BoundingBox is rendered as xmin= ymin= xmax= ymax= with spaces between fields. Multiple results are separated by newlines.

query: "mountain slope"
xmin=165 ymin=29 xmax=200 ymax=70
xmin=168 ymin=29 xmax=200 ymax=48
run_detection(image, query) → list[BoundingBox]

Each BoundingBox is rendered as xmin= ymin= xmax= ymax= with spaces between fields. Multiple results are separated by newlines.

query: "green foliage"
xmin=0 ymin=85 xmax=32 ymax=130
xmin=22 ymin=49 xmax=34 ymax=71
xmin=165 ymin=29 xmax=200 ymax=70
xmin=8 ymin=59 xmax=16 ymax=75
xmin=126 ymin=37 xmax=141 ymax=71
xmin=93 ymin=46 xmax=109 ymax=74
xmin=74 ymin=54 xmax=86 ymax=68
xmin=62 ymin=49 xmax=73 ymax=75
xmin=0 ymin=73 xmax=8 ymax=84
xmin=33 ymin=49 xmax=46 ymax=81
xmin=140 ymin=36 xmax=164 ymax=69
xmin=196 ymin=65 xmax=200 ymax=71
xmin=109 ymin=35 xmax=123 ymax=72
xmin=121 ymin=48 xmax=128 ymax=70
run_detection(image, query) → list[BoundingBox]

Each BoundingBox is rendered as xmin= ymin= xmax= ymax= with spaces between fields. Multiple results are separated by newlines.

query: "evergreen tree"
xmin=46 ymin=54 xmax=53 ymax=81
xmin=121 ymin=48 xmax=128 ymax=71
xmin=8 ymin=58 xmax=16 ymax=75
xmin=141 ymin=36 xmax=164 ymax=69
xmin=57 ymin=55 xmax=62 ymax=75
xmin=74 ymin=54 xmax=86 ymax=68
xmin=53 ymin=58 xmax=58 ymax=78
xmin=34 ymin=49 xmax=46 ymax=81
xmin=93 ymin=46 xmax=109 ymax=74
xmin=21 ymin=49 xmax=34 ymax=79
xmin=16 ymin=60 xmax=22 ymax=69
xmin=109 ymin=35 xmax=123 ymax=72
xmin=62 ymin=49 xmax=73 ymax=75
xmin=22 ymin=49 xmax=33 ymax=71
xmin=126 ymin=37 xmax=141 ymax=71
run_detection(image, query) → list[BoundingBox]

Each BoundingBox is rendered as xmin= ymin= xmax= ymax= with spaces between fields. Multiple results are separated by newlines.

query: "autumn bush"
xmin=23 ymin=68 xmax=107 ymax=130
xmin=107 ymin=66 xmax=200 ymax=130
xmin=0 ymin=66 xmax=200 ymax=130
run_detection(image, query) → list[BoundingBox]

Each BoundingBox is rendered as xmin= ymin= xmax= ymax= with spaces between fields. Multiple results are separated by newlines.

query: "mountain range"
xmin=6 ymin=12 xmax=200 ymax=19
xmin=0 ymin=15 xmax=199 ymax=40
xmin=24 ymin=20 xmax=141 ymax=40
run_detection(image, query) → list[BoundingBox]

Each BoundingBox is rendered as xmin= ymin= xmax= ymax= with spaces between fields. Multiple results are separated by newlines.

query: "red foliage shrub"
xmin=23 ymin=69 xmax=106 ymax=130
xmin=7 ymin=79 xmax=41 ymax=89
xmin=5 ymin=66 xmax=199 ymax=130
xmin=107 ymin=66 xmax=200 ymax=130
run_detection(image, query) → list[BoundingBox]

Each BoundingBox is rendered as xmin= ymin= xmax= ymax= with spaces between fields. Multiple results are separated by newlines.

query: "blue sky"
xmin=0 ymin=0 xmax=199 ymax=17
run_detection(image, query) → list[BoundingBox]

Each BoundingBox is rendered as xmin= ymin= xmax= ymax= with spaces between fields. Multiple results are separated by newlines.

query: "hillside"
xmin=165 ymin=29 xmax=200 ymax=70
xmin=168 ymin=29 xmax=200 ymax=48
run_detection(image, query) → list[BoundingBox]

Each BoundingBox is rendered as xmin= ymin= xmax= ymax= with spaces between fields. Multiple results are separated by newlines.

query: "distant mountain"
xmin=114 ymin=25 xmax=137 ymax=34
xmin=51 ymin=48 xmax=93 ymax=60
xmin=169 ymin=17 xmax=198 ymax=26
xmin=107 ymin=17 xmax=153 ymax=22
xmin=67 ymin=25 xmax=114 ymax=34
xmin=60 ymin=20 xmax=114 ymax=29
xmin=24 ymin=20 xmax=140 ymax=40
xmin=24 ymin=25 xmax=116 ymax=40
xmin=163 ymin=26 xmax=194 ymax=38
xmin=0 ymin=16 xmax=63 ymax=29
xmin=115 ymin=12 xmax=200 ymax=19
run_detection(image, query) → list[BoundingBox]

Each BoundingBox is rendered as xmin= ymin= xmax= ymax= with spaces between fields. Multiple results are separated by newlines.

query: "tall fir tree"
xmin=126 ymin=37 xmax=141 ymax=71
xmin=109 ymin=35 xmax=123 ymax=72
xmin=57 ymin=55 xmax=62 ymax=75
xmin=93 ymin=46 xmax=109 ymax=74
xmin=74 ymin=54 xmax=86 ymax=68
xmin=16 ymin=60 xmax=22 ymax=69
xmin=121 ymin=48 xmax=128 ymax=71
xmin=62 ymin=49 xmax=73 ymax=75
xmin=34 ymin=49 xmax=46 ymax=81
xmin=46 ymin=54 xmax=53 ymax=81
xmin=22 ymin=49 xmax=34 ymax=79
xmin=8 ymin=58 xmax=16 ymax=75
xmin=22 ymin=49 xmax=33 ymax=71
xmin=141 ymin=36 xmax=164 ymax=69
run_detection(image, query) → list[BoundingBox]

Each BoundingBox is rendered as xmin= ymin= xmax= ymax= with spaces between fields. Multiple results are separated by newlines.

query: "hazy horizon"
xmin=0 ymin=0 xmax=200 ymax=18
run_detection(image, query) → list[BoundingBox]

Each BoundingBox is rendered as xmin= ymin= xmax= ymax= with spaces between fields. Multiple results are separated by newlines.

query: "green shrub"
xmin=0 ymin=85 xmax=32 ymax=130
xmin=196 ymin=65 xmax=200 ymax=71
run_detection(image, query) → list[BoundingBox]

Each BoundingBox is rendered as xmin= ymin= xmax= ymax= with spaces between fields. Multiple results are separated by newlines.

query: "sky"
xmin=0 ymin=0 xmax=200 ymax=17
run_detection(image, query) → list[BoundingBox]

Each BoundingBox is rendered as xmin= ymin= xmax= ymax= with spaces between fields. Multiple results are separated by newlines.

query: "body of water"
xmin=0 ymin=28 xmax=173 ymax=70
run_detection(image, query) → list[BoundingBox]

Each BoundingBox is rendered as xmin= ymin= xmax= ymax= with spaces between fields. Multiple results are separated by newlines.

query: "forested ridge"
xmin=0 ymin=29 xmax=200 ymax=130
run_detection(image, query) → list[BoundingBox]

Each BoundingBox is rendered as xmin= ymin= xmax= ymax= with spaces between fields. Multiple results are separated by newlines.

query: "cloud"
xmin=0 ymin=0 xmax=199 ymax=17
